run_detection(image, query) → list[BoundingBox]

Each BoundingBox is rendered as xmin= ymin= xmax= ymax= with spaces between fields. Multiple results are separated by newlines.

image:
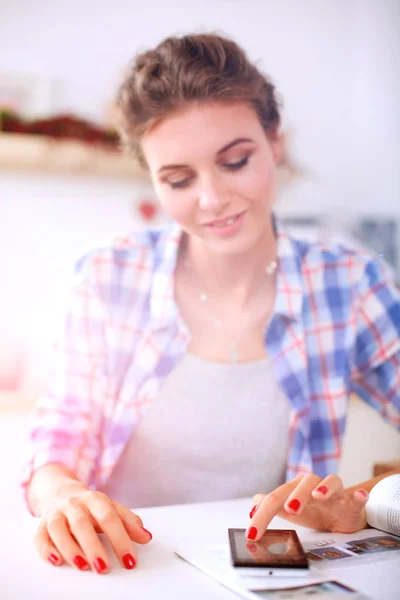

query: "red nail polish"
xmin=249 ymin=505 xmax=258 ymax=519
xmin=316 ymin=485 xmax=328 ymax=495
xmin=246 ymin=526 xmax=258 ymax=540
xmin=73 ymin=555 xmax=89 ymax=570
xmin=123 ymin=553 xmax=136 ymax=569
xmin=141 ymin=526 xmax=153 ymax=540
xmin=48 ymin=554 xmax=59 ymax=566
xmin=94 ymin=557 xmax=107 ymax=574
xmin=288 ymin=498 xmax=301 ymax=512
xmin=357 ymin=489 xmax=368 ymax=497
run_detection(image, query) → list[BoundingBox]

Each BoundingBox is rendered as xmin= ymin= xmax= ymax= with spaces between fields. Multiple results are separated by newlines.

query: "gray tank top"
xmin=102 ymin=354 xmax=290 ymax=508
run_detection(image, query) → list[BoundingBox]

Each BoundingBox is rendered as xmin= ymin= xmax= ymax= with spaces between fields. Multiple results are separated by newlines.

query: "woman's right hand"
xmin=34 ymin=480 xmax=153 ymax=574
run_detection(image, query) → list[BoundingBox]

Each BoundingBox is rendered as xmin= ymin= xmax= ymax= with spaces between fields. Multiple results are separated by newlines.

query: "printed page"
xmin=365 ymin=474 xmax=400 ymax=536
xmin=252 ymin=580 xmax=369 ymax=598
xmin=174 ymin=527 xmax=400 ymax=594
xmin=175 ymin=543 xmax=326 ymax=592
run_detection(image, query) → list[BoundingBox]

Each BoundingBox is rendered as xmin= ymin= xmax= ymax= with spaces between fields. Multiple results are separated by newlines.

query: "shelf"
xmin=0 ymin=132 xmax=149 ymax=180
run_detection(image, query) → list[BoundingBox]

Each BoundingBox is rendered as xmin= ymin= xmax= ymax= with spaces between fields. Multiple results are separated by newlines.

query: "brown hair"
xmin=116 ymin=32 xmax=294 ymax=174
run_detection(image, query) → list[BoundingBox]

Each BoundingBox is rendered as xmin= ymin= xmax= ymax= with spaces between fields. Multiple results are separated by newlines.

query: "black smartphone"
xmin=228 ymin=528 xmax=309 ymax=577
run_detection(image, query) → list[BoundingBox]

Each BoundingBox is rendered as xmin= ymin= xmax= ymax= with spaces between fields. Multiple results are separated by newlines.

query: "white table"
xmin=1 ymin=497 xmax=398 ymax=599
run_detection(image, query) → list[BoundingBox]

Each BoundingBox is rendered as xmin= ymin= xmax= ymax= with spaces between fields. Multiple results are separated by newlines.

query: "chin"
xmin=202 ymin=228 xmax=263 ymax=256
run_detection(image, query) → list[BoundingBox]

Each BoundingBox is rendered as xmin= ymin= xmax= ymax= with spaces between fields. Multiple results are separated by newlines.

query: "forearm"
xmin=27 ymin=462 xmax=87 ymax=517
xmin=345 ymin=468 xmax=400 ymax=496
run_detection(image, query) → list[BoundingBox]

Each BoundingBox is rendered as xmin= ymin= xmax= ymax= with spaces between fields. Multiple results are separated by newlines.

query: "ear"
xmin=271 ymin=133 xmax=284 ymax=165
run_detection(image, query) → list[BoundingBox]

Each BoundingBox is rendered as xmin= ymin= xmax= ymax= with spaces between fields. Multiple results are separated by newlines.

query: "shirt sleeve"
xmin=20 ymin=254 xmax=109 ymax=514
xmin=349 ymin=257 xmax=400 ymax=430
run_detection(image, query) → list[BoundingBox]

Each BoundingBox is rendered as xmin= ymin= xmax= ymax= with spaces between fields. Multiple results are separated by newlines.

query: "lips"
xmin=203 ymin=211 xmax=245 ymax=228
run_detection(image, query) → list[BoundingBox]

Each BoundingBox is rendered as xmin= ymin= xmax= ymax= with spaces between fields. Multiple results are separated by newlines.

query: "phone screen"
xmin=228 ymin=528 xmax=308 ymax=570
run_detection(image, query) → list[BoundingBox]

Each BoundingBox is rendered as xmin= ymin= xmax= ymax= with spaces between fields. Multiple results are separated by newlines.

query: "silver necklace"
xmin=184 ymin=257 xmax=278 ymax=364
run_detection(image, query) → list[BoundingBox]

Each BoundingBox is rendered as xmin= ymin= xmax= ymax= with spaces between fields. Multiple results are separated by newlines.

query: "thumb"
xmin=349 ymin=489 xmax=369 ymax=529
xmin=112 ymin=501 xmax=153 ymax=544
xmin=352 ymin=488 xmax=369 ymax=505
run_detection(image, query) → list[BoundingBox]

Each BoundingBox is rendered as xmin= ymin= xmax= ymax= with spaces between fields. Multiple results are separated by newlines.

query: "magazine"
xmin=304 ymin=474 xmax=400 ymax=569
xmin=365 ymin=474 xmax=400 ymax=536
xmin=253 ymin=580 xmax=367 ymax=598
xmin=174 ymin=539 xmax=376 ymax=598
xmin=174 ymin=475 xmax=400 ymax=598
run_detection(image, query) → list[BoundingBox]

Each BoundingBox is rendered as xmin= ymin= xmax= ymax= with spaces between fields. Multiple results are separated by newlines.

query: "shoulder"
xmin=72 ymin=223 xmax=179 ymax=303
xmin=284 ymin=232 xmax=400 ymax=328
xmin=288 ymin=233 xmax=393 ymax=292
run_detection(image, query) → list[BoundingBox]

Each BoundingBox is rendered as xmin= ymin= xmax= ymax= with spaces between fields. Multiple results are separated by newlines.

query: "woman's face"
xmin=142 ymin=101 xmax=282 ymax=255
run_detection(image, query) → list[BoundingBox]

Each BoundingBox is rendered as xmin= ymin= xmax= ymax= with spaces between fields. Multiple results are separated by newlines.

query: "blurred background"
xmin=1 ymin=0 xmax=399 ymax=516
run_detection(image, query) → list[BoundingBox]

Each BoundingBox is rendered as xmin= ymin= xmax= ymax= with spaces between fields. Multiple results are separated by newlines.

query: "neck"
xmin=183 ymin=218 xmax=277 ymax=305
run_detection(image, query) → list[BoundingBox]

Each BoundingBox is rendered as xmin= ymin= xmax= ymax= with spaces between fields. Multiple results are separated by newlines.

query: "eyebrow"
xmin=157 ymin=137 xmax=254 ymax=174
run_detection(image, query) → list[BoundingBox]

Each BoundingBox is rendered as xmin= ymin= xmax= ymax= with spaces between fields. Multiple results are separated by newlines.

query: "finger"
xmin=34 ymin=520 xmax=65 ymax=568
xmin=351 ymin=488 xmax=370 ymax=526
xmin=252 ymin=494 xmax=266 ymax=505
xmin=86 ymin=493 xmax=138 ymax=570
xmin=283 ymin=474 xmax=324 ymax=515
xmin=311 ymin=474 xmax=344 ymax=501
xmin=352 ymin=488 xmax=369 ymax=504
xmin=340 ymin=489 xmax=369 ymax=530
xmin=249 ymin=494 xmax=266 ymax=519
xmin=64 ymin=501 xmax=112 ymax=574
xmin=111 ymin=500 xmax=144 ymax=528
xmin=246 ymin=475 xmax=305 ymax=541
xmin=112 ymin=501 xmax=152 ymax=544
xmin=46 ymin=510 xmax=91 ymax=572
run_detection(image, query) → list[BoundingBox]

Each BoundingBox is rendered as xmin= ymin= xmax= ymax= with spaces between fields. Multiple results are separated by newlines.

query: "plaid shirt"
xmin=21 ymin=219 xmax=400 ymax=511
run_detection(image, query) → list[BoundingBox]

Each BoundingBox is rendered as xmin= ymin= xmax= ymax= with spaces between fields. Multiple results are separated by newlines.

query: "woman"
xmin=21 ymin=32 xmax=400 ymax=575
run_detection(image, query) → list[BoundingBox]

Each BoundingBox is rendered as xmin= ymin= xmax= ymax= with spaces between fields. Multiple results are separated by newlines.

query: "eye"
xmin=223 ymin=155 xmax=250 ymax=170
xmin=167 ymin=176 xmax=194 ymax=189
xmin=165 ymin=154 xmax=251 ymax=189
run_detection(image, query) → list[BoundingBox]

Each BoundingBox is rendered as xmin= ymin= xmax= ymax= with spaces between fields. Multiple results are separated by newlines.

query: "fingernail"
xmin=288 ymin=498 xmax=301 ymax=512
xmin=246 ymin=526 xmax=258 ymax=540
xmin=357 ymin=489 xmax=368 ymax=497
xmin=249 ymin=505 xmax=258 ymax=519
xmin=316 ymin=485 xmax=328 ymax=495
xmin=94 ymin=557 xmax=107 ymax=574
xmin=123 ymin=553 xmax=136 ymax=569
xmin=141 ymin=526 xmax=153 ymax=540
xmin=48 ymin=553 xmax=59 ymax=566
xmin=73 ymin=555 xmax=89 ymax=570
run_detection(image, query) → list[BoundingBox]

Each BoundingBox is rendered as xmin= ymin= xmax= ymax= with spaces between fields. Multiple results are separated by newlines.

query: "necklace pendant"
xmin=230 ymin=342 xmax=238 ymax=365
xmin=266 ymin=259 xmax=278 ymax=275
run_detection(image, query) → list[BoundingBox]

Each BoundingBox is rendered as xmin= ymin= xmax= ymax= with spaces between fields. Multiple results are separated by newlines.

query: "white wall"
xmin=2 ymin=0 xmax=399 ymax=214
xmin=3 ymin=0 xmax=399 ymax=216
xmin=0 ymin=173 xmax=157 ymax=394
xmin=348 ymin=0 xmax=400 ymax=215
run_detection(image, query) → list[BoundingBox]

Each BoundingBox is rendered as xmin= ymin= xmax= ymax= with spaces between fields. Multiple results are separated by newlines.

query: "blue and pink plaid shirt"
xmin=21 ymin=219 xmax=400 ymax=510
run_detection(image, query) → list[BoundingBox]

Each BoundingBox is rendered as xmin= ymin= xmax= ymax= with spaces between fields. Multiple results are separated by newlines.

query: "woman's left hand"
xmin=246 ymin=474 xmax=369 ymax=541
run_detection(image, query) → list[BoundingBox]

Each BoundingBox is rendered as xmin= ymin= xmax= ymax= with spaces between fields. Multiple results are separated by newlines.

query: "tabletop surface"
xmin=1 ymin=496 xmax=399 ymax=600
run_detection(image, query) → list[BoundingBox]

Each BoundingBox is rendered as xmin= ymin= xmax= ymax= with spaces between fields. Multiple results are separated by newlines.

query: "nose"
xmin=198 ymin=179 xmax=227 ymax=212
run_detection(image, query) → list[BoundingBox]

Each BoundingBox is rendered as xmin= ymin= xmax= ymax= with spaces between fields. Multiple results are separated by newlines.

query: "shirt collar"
xmin=273 ymin=218 xmax=304 ymax=322
xmin=149 ymin=216 xmax=304 ymax=328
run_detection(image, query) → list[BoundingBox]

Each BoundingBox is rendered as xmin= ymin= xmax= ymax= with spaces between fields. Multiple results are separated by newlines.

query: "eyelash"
xmin=168 ymin=155 xmax=250 ymax=189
